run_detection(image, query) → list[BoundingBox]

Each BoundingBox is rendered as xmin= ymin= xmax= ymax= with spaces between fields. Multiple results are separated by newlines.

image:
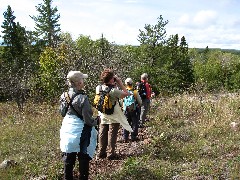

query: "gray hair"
xmin=67 ymin=71 xmax=88 ymax=87
xmin=141 ymin=73 xmax=148 ymax=80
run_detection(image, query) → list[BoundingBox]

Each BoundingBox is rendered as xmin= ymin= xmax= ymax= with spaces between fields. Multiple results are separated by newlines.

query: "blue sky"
xmin=1 ymin=0 xmax=240 ymax=50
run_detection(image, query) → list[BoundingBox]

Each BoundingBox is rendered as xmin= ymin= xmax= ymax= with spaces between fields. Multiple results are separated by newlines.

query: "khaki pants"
xmin=98 ymin=123 xmax=120 ymax=158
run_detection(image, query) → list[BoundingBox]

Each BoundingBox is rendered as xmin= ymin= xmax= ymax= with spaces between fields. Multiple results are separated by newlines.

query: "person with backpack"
xmin=59 ymin=70 xmax=99 ymax=180
xmin=96 ymin=69 xmax=132 ymax=160
xmin=122 ymin=78 xmax=142 ymax=142
xmin=137 ymin=73 xmax=152 ymax=128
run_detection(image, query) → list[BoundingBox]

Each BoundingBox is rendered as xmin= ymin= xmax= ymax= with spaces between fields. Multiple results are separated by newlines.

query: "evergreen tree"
xmin=1 ymin=5 xmax=30 ymax=109
xmin=178 ymin=36 xmax=194 ymax=89
xmin=138 ymin=15 xmax=168 ymax=47
xmin=31 ymin=0 xmax=61 ymax=48
xmin=1 ymin=6 xmax=26 ymax=62
xmin=138 ymin=15 xmax=168 ymax=66
xmin=137 ymin=15 xmax=194 ymax=94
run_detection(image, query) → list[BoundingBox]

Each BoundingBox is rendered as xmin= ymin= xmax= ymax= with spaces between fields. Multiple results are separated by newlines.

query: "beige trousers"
xmin=98 ymin=123 xmax=120 ymax=157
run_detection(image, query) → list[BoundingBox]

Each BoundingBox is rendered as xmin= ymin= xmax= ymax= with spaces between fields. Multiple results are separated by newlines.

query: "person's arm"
xmin=82 ymin=96 xmax=98 ymax=126
xmin=114 ymin=76 xmax=129 ymax=99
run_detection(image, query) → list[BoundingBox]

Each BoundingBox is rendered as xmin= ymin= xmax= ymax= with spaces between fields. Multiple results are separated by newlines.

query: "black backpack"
xmin=137 ymin=82 xmax=147 ymax=99
xmin=60 ymin=91 xmax=84 ymax=119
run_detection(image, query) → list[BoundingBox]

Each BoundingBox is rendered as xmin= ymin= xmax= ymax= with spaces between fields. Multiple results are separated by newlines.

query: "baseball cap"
xmin=67 ymin=71 xmax=88 ymax=83
xmin=125 ymin=78 xmax=133 ymax=85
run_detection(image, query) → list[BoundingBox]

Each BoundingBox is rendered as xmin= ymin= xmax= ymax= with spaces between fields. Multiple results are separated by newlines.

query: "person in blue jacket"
xmin=59 ymin=70 xmax=98 ymax=180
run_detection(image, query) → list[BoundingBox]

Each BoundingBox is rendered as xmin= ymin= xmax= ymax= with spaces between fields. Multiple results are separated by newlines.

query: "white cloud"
xmin=106 ymin=20 xmax=139 ymax=45
xmin=124 ymin=0 xmax=139 ymax=3
xmin=178 ymin=14 xmax=190 ymax=25
xmin=1 ymin=0 xmax=42 ymax=14
xmin=193 ymin=10 xmax=218 ymax=27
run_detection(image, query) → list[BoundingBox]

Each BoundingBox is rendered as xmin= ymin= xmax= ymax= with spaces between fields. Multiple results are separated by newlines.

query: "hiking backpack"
xmin=94 ymin=85 xmax=116 ymax=115
xmin=123 ymin=89 xmax=138 ymax=112
xmin=137 ymin=82 xmax=147 ymax=99
xmin=60 ymin=91 xmax=84 ymax=118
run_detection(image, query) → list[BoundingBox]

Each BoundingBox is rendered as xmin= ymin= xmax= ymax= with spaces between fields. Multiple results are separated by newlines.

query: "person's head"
xmin=100 ymin=68 xmax=115 ymax=84
xmin=67 ymin=71 xmax=88 ymax=89
xmin=125 ymin=78 xmax=133 ymax=86
xmin=141 ymin=73 xmax=148 ymax=81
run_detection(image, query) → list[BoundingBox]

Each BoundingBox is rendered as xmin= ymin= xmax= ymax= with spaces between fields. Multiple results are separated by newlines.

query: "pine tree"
xmin=31 ymin=0 xmax=61 ymax=48
xmin=138 ymin=15 xmax=169 ymax=67
xmin=1 ymin=5 xmax=27 ymax=72
xmin=1 ymin=5 xmax=29 ymax=110
xmin=179 ymin=36 xmax=194 ymax=89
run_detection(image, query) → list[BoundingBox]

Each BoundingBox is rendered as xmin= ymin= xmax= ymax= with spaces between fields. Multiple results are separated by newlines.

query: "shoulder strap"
xmin=98 ymin=85 xmax=102 ymax=94
xmin=102 ymin=84 xmax=113 ymax=94
xmin=65 ymin=92 xmax=82 ymax=106
xmin=64 ymin=92 xmax=84 ymax=120
xmin=107 ymin=85 xmax=114 ymax=93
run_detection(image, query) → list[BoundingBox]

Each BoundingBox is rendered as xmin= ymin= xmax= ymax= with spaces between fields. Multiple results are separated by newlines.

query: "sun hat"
xmin=67 ymin=71 xmax=88 ymax=83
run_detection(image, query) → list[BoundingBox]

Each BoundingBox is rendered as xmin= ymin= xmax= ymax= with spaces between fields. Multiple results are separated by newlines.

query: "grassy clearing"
xmin=0 ymin=102 xmax=63 ymax=179
xmin=99 ymin=93 xmax=240 ymax=179
xmin=1 ymin=92 xmax=240 ymax=179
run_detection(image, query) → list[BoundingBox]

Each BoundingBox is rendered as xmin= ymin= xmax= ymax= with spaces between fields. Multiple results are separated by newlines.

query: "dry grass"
xmin=1 ymin=92 xmax=240 ymax=179
xmin=101 ymin=92 xmax=240 ymax=179
xmin=0 ymin=102 xmax=63 ymax=179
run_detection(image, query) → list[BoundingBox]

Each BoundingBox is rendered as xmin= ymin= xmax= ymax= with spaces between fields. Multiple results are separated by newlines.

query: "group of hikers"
xmin=59 ymin=68 xmax=152 ymax=180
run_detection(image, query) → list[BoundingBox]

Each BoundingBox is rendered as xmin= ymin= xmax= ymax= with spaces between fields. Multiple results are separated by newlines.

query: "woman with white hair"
xmin=59 ymin=70 xmax=98 ymax=180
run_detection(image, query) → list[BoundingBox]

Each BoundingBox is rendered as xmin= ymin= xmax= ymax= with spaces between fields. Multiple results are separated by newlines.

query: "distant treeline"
xmin=196 ymin=48 xmax=240 ymax=55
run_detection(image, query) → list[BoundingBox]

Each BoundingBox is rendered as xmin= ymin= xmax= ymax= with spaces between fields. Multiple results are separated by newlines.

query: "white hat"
xmin=125 ymin=78 xmax=133 ymax=85
xmin=67 ymin=71 xmax=88 ymax=83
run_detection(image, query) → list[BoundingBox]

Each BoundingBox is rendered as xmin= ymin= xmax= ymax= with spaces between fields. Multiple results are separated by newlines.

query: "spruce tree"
xmin=1 ymin=5 xmax=29 ymax=109
xmin=31 ymin=0 xmax=61 ymax=48
xmin=1 ymin=5 xmax=27 ymax=74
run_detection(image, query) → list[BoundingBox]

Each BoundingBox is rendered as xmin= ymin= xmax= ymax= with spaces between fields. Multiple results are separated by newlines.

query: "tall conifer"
xmin=31 ymin=0 xmax=61 ymax=48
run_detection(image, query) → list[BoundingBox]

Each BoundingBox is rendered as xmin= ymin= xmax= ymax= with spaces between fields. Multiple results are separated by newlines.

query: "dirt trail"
xmin=88 ymin=126 xmax=150 ymax=179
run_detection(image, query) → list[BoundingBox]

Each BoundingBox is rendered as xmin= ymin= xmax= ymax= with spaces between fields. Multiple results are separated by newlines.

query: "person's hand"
xmin=94 ymin=116 xmax=101 ymax=131
xmin=151 ymin=92 xmax=155 ymax=98
xmin=114 ymin=76 xmax=121 ymax=84
xmin=95 ymin=116 xmax=101 ymax=125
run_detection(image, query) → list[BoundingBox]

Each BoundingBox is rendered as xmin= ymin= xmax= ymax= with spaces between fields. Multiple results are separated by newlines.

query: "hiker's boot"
xmin=62 ymin=153 xmax=76 ymax=180
xmin=63 ymin=162 xmax=74 ymax=180
xmin=79 ymin=159 xmax=89 ymax=180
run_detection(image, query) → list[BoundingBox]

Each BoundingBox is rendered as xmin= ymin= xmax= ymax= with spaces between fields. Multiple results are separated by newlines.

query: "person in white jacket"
xmin=96 ymin=68 xmax=132 ymax=160
xmin=59 ymin=70 xmax=98 ymax=180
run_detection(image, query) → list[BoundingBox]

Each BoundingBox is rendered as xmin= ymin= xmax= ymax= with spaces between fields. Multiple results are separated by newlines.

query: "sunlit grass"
xmin=0 ymin=102 xmax=63 ymax=179
xmin=101 ymin=92 xmax=240 ymax=179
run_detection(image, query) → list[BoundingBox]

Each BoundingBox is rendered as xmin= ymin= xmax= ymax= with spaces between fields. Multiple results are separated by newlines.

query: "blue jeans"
xmin=123 ymin=110 xmax=139 ymax=140
xmin=140 ymin=98 xmax=150 ymax=125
